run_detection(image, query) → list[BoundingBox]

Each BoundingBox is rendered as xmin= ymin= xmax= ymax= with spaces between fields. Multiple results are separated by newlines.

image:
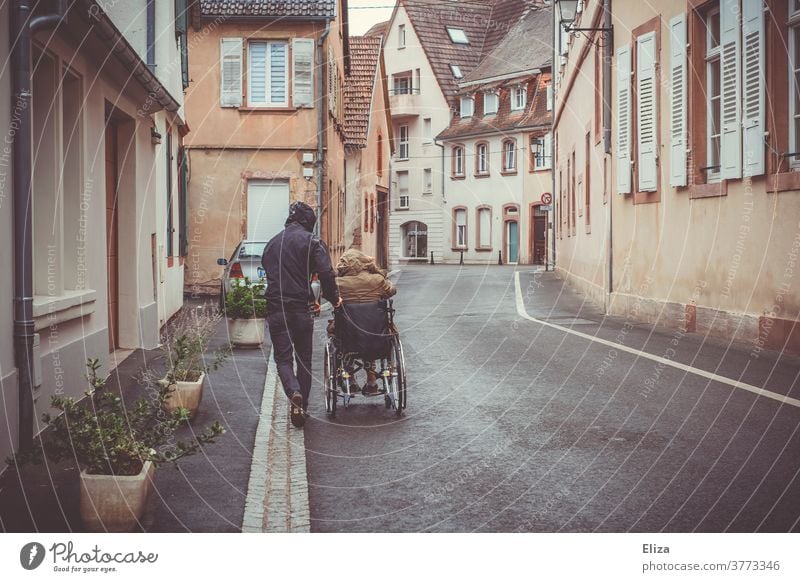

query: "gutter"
xmin=316 ymin=19 xmax=332 ymax=237
xmin=433 ymin=138 xmax=445 ymax=205
xmin=12 ymin=0 xmax=67 ymax=454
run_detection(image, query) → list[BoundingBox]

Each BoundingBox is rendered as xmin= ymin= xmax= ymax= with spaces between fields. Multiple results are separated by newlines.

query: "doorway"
xmin=531 ymin=205 xmax=547 ymax=265
xmin=105 ymin=123 xmax=119 ymax=350
xmin=376 ymin=187 xmax=389 ymax=269
xmin=506 ymin=220 xmax=519 ymax=264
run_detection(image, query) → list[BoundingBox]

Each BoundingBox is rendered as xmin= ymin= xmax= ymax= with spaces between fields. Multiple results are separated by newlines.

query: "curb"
xmin=241 ymin=356 xmax=311 ymax=532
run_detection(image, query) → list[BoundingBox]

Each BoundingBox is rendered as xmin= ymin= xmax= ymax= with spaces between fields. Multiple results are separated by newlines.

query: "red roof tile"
xmin=199 ymin=0 xmax=336 ymax=18
xmin=344 ymin=36 xmax=383 ymax=148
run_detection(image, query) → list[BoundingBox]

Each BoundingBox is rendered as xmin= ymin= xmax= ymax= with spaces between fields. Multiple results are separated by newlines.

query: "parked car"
xmin=217 ymin=240 xmax=321 ymax=308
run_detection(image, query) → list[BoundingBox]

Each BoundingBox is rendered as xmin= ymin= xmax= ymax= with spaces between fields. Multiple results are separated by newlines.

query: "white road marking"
xmin=514 ymin=271 xmax=800 ymax=410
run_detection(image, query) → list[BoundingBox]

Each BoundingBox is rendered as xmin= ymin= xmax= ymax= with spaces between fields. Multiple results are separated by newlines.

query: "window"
xmin=460 ymin=95 xmax=474 ymax=118
xmin=398 ymin=124 xmax=409 ymax=159
xmin=790 ymin=5 xmax=800 ymax=168
xmin=423 ymin=117 xmax=432 ymax=142
xmin=393 ymin=73 xmax=412 ymax=95
xmin=512 ymin=85 xmax=527 ymax=110
xmin=403 ymin=221 xmax=428 ymax=258
xmin=532 ymin=133 xmax=552 ymax=170
xmin=454 ymin=207 xmax=467 ymax=248
xmin=397 ymin=171 xmax=409 ymax=208
xmin=585 ymin=132 xmax=591 ymax=229
xmin=476 ymin=142 xmax=489 ymax=174
xmin=450 ymin=64 xmax=463 ymax=79
xmin=503 ymin=139 xmax=517 ymax=172
xmin=447 ymin=27 xmax=469 ymax=44
xmin=484 ymin=91 xmax=498 ymax=115
xmin=423 ymin=168 xmax=433 ymax=193
xmin=247 ymin=40 xmax=288 ymax=107
xmin=477 ymin=207 xmax=491 ymax=249
xmin=571 ymin=151 xmax=576 ymax=233
xmin=399 ymin=24 xmax=406 ymax=48
xmin=377 ymin=133 xmax=384 ymax=176
xmin=546 ymin=81 xmax=553 ymax=111
xmin=705 ymin=8 xmax=722 ymax=182
xmin=453 ymin=145 xmax=465 ymax=177
xmin=364 ymin=197 xmax=369 ymax=231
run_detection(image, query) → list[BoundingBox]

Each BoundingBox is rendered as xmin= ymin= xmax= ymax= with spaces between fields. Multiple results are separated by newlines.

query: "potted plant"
xmin=224 ymin=278 xmax=268 ymax=347
xmin=158 ymin=305 xmax=229 ymax=419
xmin=7 ymin=358 xmax=225 ymax=532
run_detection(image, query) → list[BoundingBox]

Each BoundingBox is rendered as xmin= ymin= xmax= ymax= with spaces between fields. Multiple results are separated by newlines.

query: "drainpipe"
xmin=12 ymin=0 xmax=67 ymax=453
xmin=315 ymin=19 xmax=332 ymax=238
xmin=603 ymin=0 xmax=613 ymax=311
xmin=146 ymin=0 xmax=156 ymax=72
xmin=433 ymin=138 xmax=445 ymax=204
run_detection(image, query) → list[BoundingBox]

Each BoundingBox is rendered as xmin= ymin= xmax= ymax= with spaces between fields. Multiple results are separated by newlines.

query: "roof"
xmin=198 ymin=0 xmax=336 ymax=18
xmin=399 ymin=0 xmax=536 ymax=100
xmin=463 ymin=6 xmax=552 ymax=83
xmin=437 ymin=72 xmax=552 ymax=141
xmin=364 ymin=20 xmax=389 ymax=38
xmin=344 ymin=36 xmax=383 ymax=148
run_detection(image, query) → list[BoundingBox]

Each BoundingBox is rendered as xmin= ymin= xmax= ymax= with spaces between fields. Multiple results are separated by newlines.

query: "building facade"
xmin=1 ymin=0 xmax=188 ymax=463
xmin=343 ymin=36 xmax=394 ymax=267
xmin=183 ymin=0 xmax=350 ymax=295
xmin=554 ymin=0 xmax=800 ymax=354
xmin=438 ymin=7 xmax=553 ymax=265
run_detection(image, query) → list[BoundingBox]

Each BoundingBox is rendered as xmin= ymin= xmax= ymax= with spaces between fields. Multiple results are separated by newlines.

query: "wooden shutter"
xmin=637 ymin=32 xmax=658 ymax=192
xmin=293 ymin=38 xmax=315 ymax=108
xmin=220 ymin=38 xmax=243 ymax=107
xmin=720 ymin=0 xmax=742 ymax=179
xmin=669 ymin=14 xmax=688 ymax=187
xmin=742 ymin=0 xmax=765 ymax=177
xmin=616 ymin=44 xmax=632 ymax=194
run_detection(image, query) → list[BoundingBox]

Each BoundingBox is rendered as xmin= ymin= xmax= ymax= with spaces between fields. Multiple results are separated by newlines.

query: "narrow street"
xmin=305 ymin=265 xmax=800 ymax=532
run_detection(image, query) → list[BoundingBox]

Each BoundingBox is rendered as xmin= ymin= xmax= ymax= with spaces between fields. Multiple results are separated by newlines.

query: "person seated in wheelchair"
xmin=327 ymin=249 xmax=396 ymax=394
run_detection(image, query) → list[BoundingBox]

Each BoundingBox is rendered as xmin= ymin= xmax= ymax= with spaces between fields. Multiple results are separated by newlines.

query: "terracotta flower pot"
xmin=160 ymin=373 xmax=205 ymax=419
xmin=227 ymin=317 xmax=266 ymax=347
xmin=79 ymin=460 xmax=155 ymax=532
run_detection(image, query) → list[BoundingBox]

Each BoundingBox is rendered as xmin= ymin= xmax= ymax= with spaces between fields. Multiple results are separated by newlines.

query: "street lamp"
xmin=555 ymin=0 xmax=612 ymax=45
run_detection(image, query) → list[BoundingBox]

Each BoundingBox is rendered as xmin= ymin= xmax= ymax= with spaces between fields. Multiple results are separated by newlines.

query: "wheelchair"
xmin=323 ymin=299 xmax=407 ymax=416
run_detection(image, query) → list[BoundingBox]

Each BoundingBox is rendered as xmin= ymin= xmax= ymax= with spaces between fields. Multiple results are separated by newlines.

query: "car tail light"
xmin=230 ymin=262 xmax=244 ymax=278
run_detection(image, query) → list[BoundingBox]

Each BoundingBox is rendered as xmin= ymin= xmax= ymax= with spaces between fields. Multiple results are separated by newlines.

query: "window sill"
xmin=530 ymin=167 xmax=550 ymax=174
xmin=689 ymin=180 xmax=727 ymax=199
xmin=474 ymin=173 xmax=490 ymax=179
xmin=423 ymin=190 xmax=433 ymax=195
xmin=238 ymin=105 xmax=298 ymax=113
xmin=475 ymin=247 xmax=492 ymax=252
xmin=766 ymin=171 xmax=800 ymax=193
xmin=395 ymin=157 xmax=410 ymax=162
xmin=501 ymin=169 xmax=518 ymax=176
xmin=451 ymin=174 xmax=466 ymax=180
xmin=395 ymin=206 xmax=410 ymax=211
xmin=33 ymin=289 xmax=97 ymax=332
xmin=451 ymin=247 xmax=468 ymax=252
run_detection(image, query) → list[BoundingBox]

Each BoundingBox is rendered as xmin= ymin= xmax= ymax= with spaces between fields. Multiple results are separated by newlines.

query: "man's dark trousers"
xmin=267 ymin=309 xmax=315 ymax=406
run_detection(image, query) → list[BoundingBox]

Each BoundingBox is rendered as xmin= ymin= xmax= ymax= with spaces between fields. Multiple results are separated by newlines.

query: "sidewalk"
xmin=0 ymin=315 xmax=309 ymax=533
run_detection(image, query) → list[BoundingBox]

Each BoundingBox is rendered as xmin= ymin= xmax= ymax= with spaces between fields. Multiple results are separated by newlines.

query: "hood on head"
xmin=337 ymin=249 xmax=380 ymax=276
xmin=285 ymin=201 xmax=317 ymax=232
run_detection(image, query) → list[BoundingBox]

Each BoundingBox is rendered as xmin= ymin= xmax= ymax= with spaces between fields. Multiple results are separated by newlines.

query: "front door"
xmin=506 ymin=220 xmax=519 ymax=264
xmin=376 ymin=188 xmax=388 ymax=269
xmin=247 ymin=180 xmax=290 ymax=242
xmin=532 ymin=205 xmax=547 ymax=265
xmin=105 ymin=123 xmax=119 ymax=350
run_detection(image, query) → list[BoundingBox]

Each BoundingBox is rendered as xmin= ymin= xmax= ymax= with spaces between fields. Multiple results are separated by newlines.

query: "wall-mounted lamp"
xmin=150 ymin=126 xmax=162 ymax=145
xmin=556 ymin=0 xmax=612 ymax=46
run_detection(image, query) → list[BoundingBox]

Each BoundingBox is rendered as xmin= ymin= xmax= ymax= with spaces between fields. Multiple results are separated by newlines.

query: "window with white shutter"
xmin=248 ymin=41 xmax=288 ymax=107
xmin=636 ymin=32 xmax=658 ymax=192
xmin=720 ymin=0 xmax=742 ymax=180
xmin=616 ymin=45 xmax=632 ymax=194
xmin=669 ymin=14 xmax=688 ymax=187
xmin=292 ymin=38 xmax=314 ymax=108
xmin=220 ymin=38 xmax=243 ymax=107
xmin=741 ymin=0 xmax=765 ymax=177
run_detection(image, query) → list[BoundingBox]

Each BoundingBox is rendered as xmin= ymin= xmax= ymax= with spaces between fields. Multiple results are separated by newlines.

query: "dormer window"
xmin=450 ymin=64 xmax=463 ymax=79
xmin=447 ymin=27 xmax=469 ymax=44
xmin=512 ymin=85 xmax=527 ymax=111
xmin=484 ymin=91 xmax=498 ymax=115
xmin=460 ymin=95 xmax=474 ymax=118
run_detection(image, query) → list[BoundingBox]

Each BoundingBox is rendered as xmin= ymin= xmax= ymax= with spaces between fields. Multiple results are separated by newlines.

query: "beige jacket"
xmin=336 ymin=250 xmax=396 ymax=304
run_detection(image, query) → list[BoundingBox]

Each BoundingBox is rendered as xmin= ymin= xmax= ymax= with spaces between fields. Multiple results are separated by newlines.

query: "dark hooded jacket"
xmin=261 ymin=203 xmax=340 ymax=312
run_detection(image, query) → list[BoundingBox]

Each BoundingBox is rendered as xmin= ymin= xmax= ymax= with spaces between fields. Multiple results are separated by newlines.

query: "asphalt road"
xmin=304 ymin=265 xmax=800 ymax=532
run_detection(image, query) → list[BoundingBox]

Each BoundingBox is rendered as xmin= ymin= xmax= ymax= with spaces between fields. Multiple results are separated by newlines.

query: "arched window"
xmin=402 ymin=221 xmax=428 ymax=258
xmin=453 ymin=206 xmax=467 ymax=248
xmin=476 ymin=206 xmax=492 ymax=249
xmin=452 ymin=145 xmax=465 ymax=177
xmin=502 ymin=139 xmax=517 ymax=172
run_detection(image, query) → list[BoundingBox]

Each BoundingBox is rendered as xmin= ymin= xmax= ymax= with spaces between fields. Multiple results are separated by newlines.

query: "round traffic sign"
xmin=541 ymin=192 xmax=552 ymax=205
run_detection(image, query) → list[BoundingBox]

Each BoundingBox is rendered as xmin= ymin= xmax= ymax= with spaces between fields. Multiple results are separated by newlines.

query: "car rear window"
xmin=237 ymin=242 xmax=267 ymax=258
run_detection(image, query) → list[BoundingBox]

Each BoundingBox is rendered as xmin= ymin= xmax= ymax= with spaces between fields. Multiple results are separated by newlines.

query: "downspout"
xmin=434 ymin=138 xmax=445 ymax=204
xmin=12 ymin=0 xmax=67 ymax=453
xmin=603 ymin=0 xmax=613 ymax=311
xmin=316 ymin=19 xmax=332 ymax=237
xmin=146 ymin=0 xmax=156 ymax=72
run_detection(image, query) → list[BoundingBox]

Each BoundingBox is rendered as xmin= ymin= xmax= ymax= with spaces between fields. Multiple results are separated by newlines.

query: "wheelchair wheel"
xmin=393 ymin=335 xmax=407 ymax=413
xmin=386 ymin=335 xmax=406 ymax=416
xmin=323 ymin=342 xmax=337 ymax=415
